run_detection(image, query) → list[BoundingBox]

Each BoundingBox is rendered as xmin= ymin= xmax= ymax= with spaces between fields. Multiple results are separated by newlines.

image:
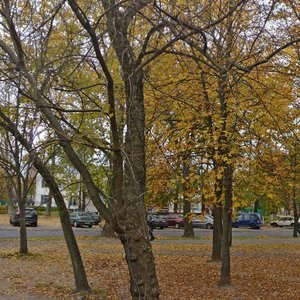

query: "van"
xmin=232 ymin=212 xmax=264 ymax=229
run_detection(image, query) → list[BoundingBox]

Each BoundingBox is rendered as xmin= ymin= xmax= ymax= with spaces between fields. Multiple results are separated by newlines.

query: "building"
xmin=34 ymin=173 xmax=55 ymax=206
xmin=34 ymin=173 xmax=97 ymax=212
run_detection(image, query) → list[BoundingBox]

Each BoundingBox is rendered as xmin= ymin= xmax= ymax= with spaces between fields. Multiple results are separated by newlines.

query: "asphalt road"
xmin=0 ymin=224 xmax=297 ymax=239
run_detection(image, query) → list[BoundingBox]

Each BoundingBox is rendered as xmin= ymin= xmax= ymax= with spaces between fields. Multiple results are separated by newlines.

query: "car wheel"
xmin=175 ymin=223 xmax=180 ymax=229
xmin=88 ymin=225 xmax=92 ymax=228
xmin=74 ymin=221 xmax=79 ymax=228
xmin=206 ymin=223 xmax=213 ymax=229
xmin=33 ymin=222 xmax=38 ymax=227
xmin=271 ymin=223 xmax=278 ymax=227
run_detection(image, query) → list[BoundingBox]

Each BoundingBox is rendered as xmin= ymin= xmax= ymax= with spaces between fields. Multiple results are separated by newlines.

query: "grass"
xmin=1 ymin=214 xmax=300 ymax=299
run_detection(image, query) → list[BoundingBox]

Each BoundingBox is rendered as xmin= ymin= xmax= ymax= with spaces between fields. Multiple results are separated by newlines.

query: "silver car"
xmin=192 ymin=215 xmax=214 ymax=229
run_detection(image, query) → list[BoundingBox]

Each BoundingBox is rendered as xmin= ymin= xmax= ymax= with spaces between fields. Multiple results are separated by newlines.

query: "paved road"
xmin=0 ymin=225 xmax=101 ymax=239
xmin=0 ymin=224 xmax=297 ymax=239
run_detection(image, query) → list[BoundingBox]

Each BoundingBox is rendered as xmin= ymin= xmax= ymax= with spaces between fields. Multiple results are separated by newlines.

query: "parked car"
xmin=270 ymin=216 xmax=295 ymax=227
xmin=192 ymin=215 xmax=214 ymax=229
xmin=69 ymin=211 xmax=94 ymax=228
xmin=148 ymin=215 xmax=168 ymax=229
xmin=164 ymin=214 xmax=184 ymax=228
xmin=9 ymin=207 xmax=38 ymax=227
xmin=232 ymin=212 xmax=264 ymax=229
xmin=88 ymin=211 xmax=101 ymax=225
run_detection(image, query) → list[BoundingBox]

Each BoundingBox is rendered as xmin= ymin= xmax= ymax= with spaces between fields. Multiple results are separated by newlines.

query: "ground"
xmin=1 ymin=215 xmax=300 ymax=299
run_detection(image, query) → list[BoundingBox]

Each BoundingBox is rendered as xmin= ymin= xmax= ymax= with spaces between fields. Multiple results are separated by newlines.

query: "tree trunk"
xmin=253 ymin=200 xmax=259 ymax=213
xmin=5 ymin=176 xmax=14 ymax=215
xmin=211 ymin=168 xmax=224 ymax=261
xmin=18 ymin=198 xmax=28 ymax=254
xmin=292 ymin=201 xmax=298 ymax=238
xmin=291 ymin=148 xmax=298 ymax=238
xmin=120 ymin=71 xmax=159 ymax=298
xmin=182 ymin=200 xmax=194 ymax=237
xmin=212 ymin=203 xmax=222 ymax=261
xmin=118 ymin=217 xmax=159 ymax=299
xmin=173 ymin=202 xmax=178 ymax=214
xmin=46 ymin=189 xmax=52 ymax=216
xmin=81 ymin=189 xmax=87 ymax=211
xmin=220 ymin=164 xmax=233 ymax=286
xmin=101 ymin=221 xmax=116 ymax=238
xmin=292 ymin=190 xmax=298 ymax=238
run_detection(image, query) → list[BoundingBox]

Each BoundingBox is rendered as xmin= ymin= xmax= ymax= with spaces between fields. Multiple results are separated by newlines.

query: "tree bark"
xmin=18 ymin=198 xmax=28 ymax=254
xmin=291 ymin=145 xmax=298 ymax=238
xmin=46 ymin=189 xmax=52 ymax=217
xmin=253 ymin=200 xmax=259 ymax=213
xmin=120 ymin=70 xmax=159 ymax=298
xmin=292 ymin=199 xmax=298 ymax=238
xmin=182 ymin=200 xmax=194 ymax=237
xmin=212 ymin=203 xmax=222 ymax=261
xmin=5 ymin=176 xmax=14 ymax=215
xmin=220 ymin=164 xmax=233 ymax=285
xmin=101 ymin=221 xmax=116 ymax=238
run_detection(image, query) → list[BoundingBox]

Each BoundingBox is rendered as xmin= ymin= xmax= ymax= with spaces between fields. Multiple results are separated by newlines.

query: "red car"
xmin=164 ymin=214 xmax=184 ymax=228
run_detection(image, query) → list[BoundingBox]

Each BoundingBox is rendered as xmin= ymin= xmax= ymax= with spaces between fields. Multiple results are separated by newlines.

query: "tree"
xmin=153 ymin=0 xmax=300 ymax=285
xmin=0 ymin=87 xmax=38 ymax=254
xmin=0 ymin=0 xmax=91 ymax=292
xmin=0 ymin=0 xmax=161 ymax=297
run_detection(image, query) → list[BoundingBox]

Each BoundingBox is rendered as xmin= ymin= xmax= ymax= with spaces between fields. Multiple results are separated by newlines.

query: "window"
xmin=237 ymin=215 xmax=244 ymax=221
xmin=41 ymin=195 xmax=49 ymax=204
xmin=244 ymin=214 xmax=250 ymax=221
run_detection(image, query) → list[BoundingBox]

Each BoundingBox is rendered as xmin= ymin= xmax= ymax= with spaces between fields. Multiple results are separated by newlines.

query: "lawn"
xmin=1 ymin=215 xmax=300 ymax=299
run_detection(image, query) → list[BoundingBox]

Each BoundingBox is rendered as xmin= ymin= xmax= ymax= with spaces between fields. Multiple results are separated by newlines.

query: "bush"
xmin=0 ymin=206 xmax=8 ymax=214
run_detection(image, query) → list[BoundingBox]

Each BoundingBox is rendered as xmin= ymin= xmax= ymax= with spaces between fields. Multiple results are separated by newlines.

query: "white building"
xmin=34 ymin=173 xmax=55 ymax=206
xmin=34 ymin=173 xmax=97 ymax=212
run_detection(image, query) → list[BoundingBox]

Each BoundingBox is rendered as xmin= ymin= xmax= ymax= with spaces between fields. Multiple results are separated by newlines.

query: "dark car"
xmin=88 ymin=212 xmax=101 ymax=225
xmin=10 ymin=208 xmax=38 ymax=227
xmin=148 ymin=215 xmax=168 ymax=229
xmin=164 ymin=214 xmax=184 ymax=228
xmin=70 ymin=211 xmax=94 ymax=228
xmin=232 ymin=212 xmax=264 ymax=229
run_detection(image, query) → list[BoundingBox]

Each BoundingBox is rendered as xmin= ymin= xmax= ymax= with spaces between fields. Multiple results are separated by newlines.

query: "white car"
xmin=270 ymin=216 xmax=295 ymax=227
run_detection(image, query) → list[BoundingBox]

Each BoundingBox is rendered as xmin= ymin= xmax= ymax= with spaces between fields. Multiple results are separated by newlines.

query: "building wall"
xmin=34 ymin=173 xmax=56 ymax=206
xmin=34 ymin=173 xmax=97 ymax=212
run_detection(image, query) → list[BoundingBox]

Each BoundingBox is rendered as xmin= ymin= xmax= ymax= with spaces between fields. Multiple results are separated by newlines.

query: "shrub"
xmin=0 ymin=206 xmax=8 ymax=214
